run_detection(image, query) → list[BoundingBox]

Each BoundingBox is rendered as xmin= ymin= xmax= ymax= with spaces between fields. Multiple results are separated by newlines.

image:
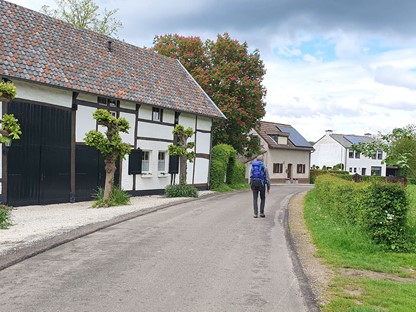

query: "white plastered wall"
xmin=13 ymin=80 xmax=72 ymax=108
xmin=311 ymin=135 xmax=344 ymax=168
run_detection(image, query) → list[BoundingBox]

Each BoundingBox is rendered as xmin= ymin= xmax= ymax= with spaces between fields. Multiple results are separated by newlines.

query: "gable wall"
xmin=311 ymin=135 xmax=344 ymax=168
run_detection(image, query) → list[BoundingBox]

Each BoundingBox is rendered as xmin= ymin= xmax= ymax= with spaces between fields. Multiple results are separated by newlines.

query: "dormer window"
xmin=269 ymin=134 xmax=278 ymax=143
xmin=268 ymin=134 xmax=288 ymax=145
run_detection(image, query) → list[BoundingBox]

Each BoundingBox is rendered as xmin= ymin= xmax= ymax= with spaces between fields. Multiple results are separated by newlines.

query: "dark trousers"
xmin=252 ymin=187 xmax=265 ymax=215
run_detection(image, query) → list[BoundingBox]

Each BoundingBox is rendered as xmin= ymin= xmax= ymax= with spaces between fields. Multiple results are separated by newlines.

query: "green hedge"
xmin=210 ymin=144 xmax=247 ymax=189
xmin=315 ymin=175 xmax=411 ymax=251
xmin=310 ymin=169 xmax=351 ymax=184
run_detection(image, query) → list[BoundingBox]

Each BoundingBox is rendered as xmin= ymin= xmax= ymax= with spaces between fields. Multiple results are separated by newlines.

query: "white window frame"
xmin=142 ymin=150 xmax=151 ymax=174
xmin=158 ymin=151 xmax=166 ymax=173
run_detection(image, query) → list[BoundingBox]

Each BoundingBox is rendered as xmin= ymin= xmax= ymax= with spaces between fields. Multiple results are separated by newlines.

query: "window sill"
xmin=158 ymin=173 xmax=168 ymax=178
xmin=141 ymin=173 xmax=153 ymax=178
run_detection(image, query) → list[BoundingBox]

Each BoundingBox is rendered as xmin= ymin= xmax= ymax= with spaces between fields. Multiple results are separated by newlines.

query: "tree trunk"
xmin=179 ymin=155 xmax=187 ymax=185
xmin=103 ymin=157 xmax=116 ymax=204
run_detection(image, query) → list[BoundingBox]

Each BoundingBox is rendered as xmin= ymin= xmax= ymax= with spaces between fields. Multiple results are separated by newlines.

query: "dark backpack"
xmin=251 ymin=160 xmax=265 ymax=188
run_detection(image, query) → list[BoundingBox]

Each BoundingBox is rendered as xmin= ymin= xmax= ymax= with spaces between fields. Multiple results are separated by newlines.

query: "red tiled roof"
xmin=0 ymin=0 xmax=225 ymax=119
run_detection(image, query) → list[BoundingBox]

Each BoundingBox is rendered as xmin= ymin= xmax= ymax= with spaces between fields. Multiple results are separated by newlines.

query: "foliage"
xmin=359 ymin=183 xmax=410 ymax=251
xmin=309 ymin=169 xmax=351 ymax=184
xmin=41 ymin=0 xmax=122 ymax=37
xmin=353 ymin=125 xmax=416 ymax=179
xmin=332 ymin=163 xmax=345 ymax=170
xmin=84 ymin=109 xmax=130 ymax=204
xmin=314 ymin=175 xmax=413 ymax=252
xmin=165 ymin=184 xmax=198 ymax=198
xmin=210 ymin=144 xmax=248 ymax=190
xmin=0 ymin=81 xmax=17 ymax=100
xmin=167 ymin=124 xmax=195 ymax=185
xmin=0 ymin=205 xmax=12 ymax=229
xmin=0 ymin=114 xmax=22 ymax=145
xmin=92 ymin=186 xmax=130 ymax=208
xmin=153 ymin=33 xmax=267 ymax=157
xmin=304 ymin=189 xmax=416 ymax=311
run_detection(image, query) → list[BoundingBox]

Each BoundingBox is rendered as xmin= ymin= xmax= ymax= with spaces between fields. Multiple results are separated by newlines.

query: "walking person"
xmin=250 ymin=155 xmax=270 ymax=218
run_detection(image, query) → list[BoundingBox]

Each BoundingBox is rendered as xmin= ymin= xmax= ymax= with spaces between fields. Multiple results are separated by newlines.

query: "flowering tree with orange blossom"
xmin=153 ymin=33 xmax=266 ymax=157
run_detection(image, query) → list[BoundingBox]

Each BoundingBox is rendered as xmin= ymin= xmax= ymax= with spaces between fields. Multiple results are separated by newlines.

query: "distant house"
xmin=311 ymin=130 xmax=386 ymax=176
xmin=0 ymin=1 xmax=225 ymax=206
xmin=247 ymin=121 xmax=313 ymax=184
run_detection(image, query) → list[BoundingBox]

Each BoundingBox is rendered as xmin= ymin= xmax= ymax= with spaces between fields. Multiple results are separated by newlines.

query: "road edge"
xmin=283 ymin=190 xmax=321 ymax=312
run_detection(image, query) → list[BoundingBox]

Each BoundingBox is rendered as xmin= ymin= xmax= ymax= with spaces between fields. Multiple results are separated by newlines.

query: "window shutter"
xmin=168 ymin=155 xmax=179 ymax=174
xmin=128 ymin=149 xmax=142 ymax=174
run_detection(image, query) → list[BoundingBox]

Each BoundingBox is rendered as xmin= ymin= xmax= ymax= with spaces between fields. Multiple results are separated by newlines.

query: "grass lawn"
xmin=304 ymin=185 xmax=416 ymax=312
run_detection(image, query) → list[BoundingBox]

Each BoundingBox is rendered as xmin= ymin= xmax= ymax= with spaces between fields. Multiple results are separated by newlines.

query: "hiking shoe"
xmin=260 ymin=213 xmax=265 ymax=218
xmin=253 ymin=214 xmax=258 ymax=218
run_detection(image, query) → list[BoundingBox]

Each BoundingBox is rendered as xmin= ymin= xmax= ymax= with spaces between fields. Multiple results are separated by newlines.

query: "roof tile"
xmin=0 ymin=0 xmax=225 ymax=119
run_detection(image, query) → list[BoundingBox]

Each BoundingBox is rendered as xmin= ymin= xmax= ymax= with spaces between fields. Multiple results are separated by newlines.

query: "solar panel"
xmin=344 ymin=135 xmax=365 ymax=145
xmin=277 ymin=126 xmax=312 ymax=148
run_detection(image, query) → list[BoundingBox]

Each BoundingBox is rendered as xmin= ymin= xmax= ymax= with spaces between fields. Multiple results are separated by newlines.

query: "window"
xmin=142 ymin=151 xmax=150 ymax=172
xmin=371 ymin=166 xmax=382 ymax=176
xmin=354 ymin=168 xmax=357 ymax=173
xmin=98 ymin=97 xmax=119 ymax=117
xmin=349 ymin=167 xmax=352 ymax=173
xmin=361 ymin=168 xmax=367 ymax=175
xmin=349 ymin=149 xmax=360 ymax=159
xmin=377 ymin=151 xmax=383 ymax=160
xmin=269 ymin=134 xmax=278 ymax=143
xmin=152 ymin=107 xmax=163 ymax=122
xmin=273 ymin=163 xmax=283 ymax=173
xmin=158 ymin=151 xmax=166 ymax=172
xmin=297 ymin=164 xmax=306 ymax=174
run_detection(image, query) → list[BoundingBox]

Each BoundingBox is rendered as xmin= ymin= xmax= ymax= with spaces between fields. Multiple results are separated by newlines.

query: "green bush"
xmin=229 ymin=161 xmax=246 ymax=185
xmin=0 ymin=204 xmax=12 ymax=229
xmin=310 ymin=169 xmax=351 ymax=184
xmin=314 ymin=175 xmax=364 ymax=224
xmin=210 ymin=144 xmax=248 ymax=191
xmin=314 ymin=175 xmax=411 ymax=252
xmin=359 ymin=182 xmax=410 ymax=251
xmin=165 ymin=184 xmax=198 ymax=198
xmin=93 ymin=186 xmax=131 ymax=208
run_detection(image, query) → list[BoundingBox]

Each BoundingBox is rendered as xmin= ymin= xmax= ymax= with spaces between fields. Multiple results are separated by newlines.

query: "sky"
xmin=7 ymin=0 xmax=416 ymax=142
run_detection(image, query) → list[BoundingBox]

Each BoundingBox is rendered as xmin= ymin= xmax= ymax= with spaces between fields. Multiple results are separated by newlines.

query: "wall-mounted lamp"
xmin=4 ymin=138 xmax=12 ymax=148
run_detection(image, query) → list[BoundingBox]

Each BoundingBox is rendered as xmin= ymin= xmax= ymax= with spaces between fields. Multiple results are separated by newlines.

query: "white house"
xmin=247 ymin=121 xmax=313 ymax=184
xmin=0 ymin=1 xmax=225 ymax=206
xmin=311 ymin=130 xmax=386 ymax=176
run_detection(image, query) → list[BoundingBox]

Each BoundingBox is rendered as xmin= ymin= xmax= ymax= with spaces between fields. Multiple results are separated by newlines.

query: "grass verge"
xmin=304 ymin=188 xmax=416 ymax=311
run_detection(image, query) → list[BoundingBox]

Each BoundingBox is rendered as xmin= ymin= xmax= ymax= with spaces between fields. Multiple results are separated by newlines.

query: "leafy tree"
xmin=353 ymin=125 xmax=416 ymax=178
xmin=41 ymin=0 xmax=122 ymax=37
xmin=0 ymin=81 xmax=22 ymax=145
xmin=84 ymin=109 xmax=130 ymax=206
xmin=168 ymin=125 xmax=195 ymax=185
xmin=153 ymin=33 xmax=267 ymax=157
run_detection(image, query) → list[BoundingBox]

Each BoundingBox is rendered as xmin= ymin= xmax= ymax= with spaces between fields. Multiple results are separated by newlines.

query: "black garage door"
xmin=7 ymin=101 xmax=71 ymax=206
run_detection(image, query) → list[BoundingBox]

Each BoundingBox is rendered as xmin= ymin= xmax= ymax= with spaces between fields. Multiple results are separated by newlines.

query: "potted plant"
xmin=0 ymin=81 xmax=17 ymax=101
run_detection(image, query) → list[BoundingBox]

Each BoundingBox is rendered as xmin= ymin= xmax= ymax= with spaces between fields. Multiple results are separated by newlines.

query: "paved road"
xmin=0 ymin=185 xmax=313 ymax=312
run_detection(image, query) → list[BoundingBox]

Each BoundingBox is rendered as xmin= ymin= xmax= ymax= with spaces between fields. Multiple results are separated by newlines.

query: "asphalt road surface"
xmin=0 ymin=185 xmax=313 ymax=312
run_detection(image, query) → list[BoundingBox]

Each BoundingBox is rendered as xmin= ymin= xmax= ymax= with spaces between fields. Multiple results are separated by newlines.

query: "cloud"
xmin=374 ymin=65 xmax=416 ymax=90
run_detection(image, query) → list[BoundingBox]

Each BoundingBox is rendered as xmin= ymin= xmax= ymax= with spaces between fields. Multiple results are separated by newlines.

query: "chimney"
xmin=364 ymin=133 xmax=371 ymax=137
xmin=325 ymin=129 xmax=333 ymax=135
xmin=108 ymin=40 xmax=113 ymax=52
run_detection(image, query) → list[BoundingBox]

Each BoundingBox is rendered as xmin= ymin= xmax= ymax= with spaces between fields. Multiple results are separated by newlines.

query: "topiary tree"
xmin=168 ymin=124 xmax=195 ymax=185
xmin=0 ymin=81 xmax=22 ymax=146
xmin=84 ymin=109 xmax=130 ymax=206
